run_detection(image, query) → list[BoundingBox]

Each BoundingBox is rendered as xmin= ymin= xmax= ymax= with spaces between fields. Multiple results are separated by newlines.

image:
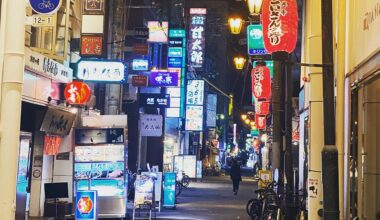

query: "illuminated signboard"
xmin=166 ymin=87 xmax=181 ymax=98
xmin=247 ymin=24 xmax=267 ymax=55
xmin=166 ymin=108 xmax=180 ymax=118
xmin=167 ymin=57 xmax=182 ymax=68
xmin=169 ymin=29 xmax=186 ymax=38
xmin=189 ymin=8 xmax=206 ymax=69
xmin=149 ymin=71 xmax=179 ymax=87
xmin=75 ymin=190 xmax=98 ymax=220
xmin=186 ymin=80 xmax=204 ymax=105
xmin=132 ymin=59 xmax=149 ymax=71
xmin=76 ymin=60 xmax=126 ymax=82
xmin=163 ymin=172 xmax=176 ymax=207
xmin=64 ymin=82 xmax=91 ymax=105
xmin=139 ymin=94 xmax=170 ymax=108
xmin=147 ymin=21 xmax=168 ymax=43
xmin=168 ymin=47 xmax=183 ymax=57
xmin=185 ymin=105 xmax=204 ymax=131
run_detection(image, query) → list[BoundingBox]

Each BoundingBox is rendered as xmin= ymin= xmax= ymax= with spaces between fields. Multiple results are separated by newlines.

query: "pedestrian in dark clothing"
xmin=230 ymin=158 xmax=242 ymax=195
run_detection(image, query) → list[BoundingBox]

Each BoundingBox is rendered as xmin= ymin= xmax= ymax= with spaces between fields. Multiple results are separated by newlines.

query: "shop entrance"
xmin=16 ymin=132 xmax=33 ymax=220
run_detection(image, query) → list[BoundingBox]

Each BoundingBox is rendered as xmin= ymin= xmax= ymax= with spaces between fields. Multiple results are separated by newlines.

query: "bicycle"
xmin=175 ymin=180 xmax=182 ymax=197
xmin=38 ymin=0 xmax=55 ymax=10
xmin=176 ymin=170 xmax=191 ymax=188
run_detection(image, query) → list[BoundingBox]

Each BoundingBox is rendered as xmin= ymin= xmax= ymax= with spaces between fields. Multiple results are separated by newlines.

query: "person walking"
xmin=230 ymin=158 xmax=242 ymax=195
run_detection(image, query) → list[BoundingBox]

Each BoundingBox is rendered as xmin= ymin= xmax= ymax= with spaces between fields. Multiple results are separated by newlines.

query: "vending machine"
xmin=74 ymin=127 xmax=128 ymax=218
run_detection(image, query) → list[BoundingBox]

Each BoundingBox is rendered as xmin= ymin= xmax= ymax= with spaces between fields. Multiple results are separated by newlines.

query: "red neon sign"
xmin=64 ymin=82 xmax=91 ymax=105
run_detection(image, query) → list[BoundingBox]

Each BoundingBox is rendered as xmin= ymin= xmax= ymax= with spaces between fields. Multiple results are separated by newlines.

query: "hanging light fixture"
xmin=241 ymin=114 xmax=248 ymax=121
xmin=228 ymin=17 xmax=243 ymax=34
xmin=247 ymin=0 xmax=264 ymax=15
xmin=233 ymin=56 xmax=246 ymax=70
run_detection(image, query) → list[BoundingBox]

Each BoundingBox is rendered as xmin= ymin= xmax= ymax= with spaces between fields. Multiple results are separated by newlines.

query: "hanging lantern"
xmin=234 ymin=56 xmax=246 ymax=70
xmin=255 ymin=101 xmax=270 ymax=115
xmin=261 ymin=0 xmax=298 ymax=54
xmin=64 ymin=81 xmax=91 ymax=105
xmin=247 ymin=0 xmax=264 ymax=15
xmin=228 ymin=17 xmax=243 ymax=34
xmin=255 ymin=114 xmax=267 ymax=130
xmin=251 ymin=66 xmax=271 ymax=100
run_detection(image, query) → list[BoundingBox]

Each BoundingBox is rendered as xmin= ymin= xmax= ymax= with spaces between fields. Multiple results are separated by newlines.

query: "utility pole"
xmin=321 ymin=0 xmax=339 ymax=219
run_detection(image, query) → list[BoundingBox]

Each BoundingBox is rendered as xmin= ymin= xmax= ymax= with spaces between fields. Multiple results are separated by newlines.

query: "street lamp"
xmin=228 ymin=17 xmax=243 ymax=34
xmin=241 ymin=114 xmax=248 ymax=121
xmin=233 ymin=56 xmax=246 ymax=70
xmin=246 ymin=0 xmax=263 ymax=16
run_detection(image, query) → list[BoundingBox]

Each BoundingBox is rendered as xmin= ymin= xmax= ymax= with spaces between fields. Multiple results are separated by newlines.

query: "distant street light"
xmin=244 ymin=118 xmax=251 ymax=124
xmin=233 ymin=56 xmax=246 ymax=70
xmin=246 ymin=0 xmax=263 ymax=16
xmin=228 ymin=17 xmax=243 ymax=34
xmin=241 ymin=114 xmax=248 ymax=120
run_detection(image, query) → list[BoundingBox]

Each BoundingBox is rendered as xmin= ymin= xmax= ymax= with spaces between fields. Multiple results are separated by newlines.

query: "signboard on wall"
xmin=139 ymin=94 xmax=170 ymax=108
xmin=132 ymin=59 xmax=149 ymax=71
xmin=163 ymin=172 xmax=176 ymax=208
xmin=40 ymin=107 xmax=76 ymax=135
xmin=29 ymin=0 xmax=62 ymax=14
xmin=75 ymin=190 xmax=98 ymax=220
xmin=188 ymin=8 xmax=206 ymax=69
xmin=149 ymin=71 xmax=178 ymax=87
xmin=186 ymin=80 xmax=204 ymax=105
xmin=83 ymin=0 xmax=104 ymax=14
xmin=185 ymin=106 xmax=204 ymax=131
xmin=132 ymin=75 xmax=148 ymax=87
xmin=80 ymin=35 xmax=103 ymax=56
xmin=247 ymin=24 xmax=267 ymax=55
xmin=76 ymin=60 xmax=126 ymax=82
xmin=140 ymin=114 xmax=163 ymax=137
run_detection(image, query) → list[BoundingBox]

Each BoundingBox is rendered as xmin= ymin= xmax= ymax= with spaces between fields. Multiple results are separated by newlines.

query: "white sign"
xmin=185 ymin=105 xmax=203 ymax=131
xmin=308 ymin=178 xmax=319 ymax=198
xmin=76 ymin=60 xmax=126 ymax=82
xmin=186 ymin=80 xmax=204 ymax=105
xmin=26 ymin=15 xmax=55 ymax=27
xmin=166 ymin=108 xmax=180 ymax=118
xmin=24 ymin=48 xmax=73 ymax=83
xmin=147 ymin=21 xmax=168 ymax=43
xmin=140 ymin=114 xmax=163 ymax=137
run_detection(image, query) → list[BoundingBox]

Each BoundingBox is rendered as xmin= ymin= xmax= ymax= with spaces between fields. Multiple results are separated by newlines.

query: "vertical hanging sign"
xmin=189 ymin=8 xmax=207 ymax=70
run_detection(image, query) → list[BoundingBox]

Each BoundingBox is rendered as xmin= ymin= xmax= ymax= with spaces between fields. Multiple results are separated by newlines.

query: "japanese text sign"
xmin=139 ymin=94 xmax=170 ymax=108
xmin=186 ymin=80 xmax=204 ymax=105
xmin=132 ymin=59 xmax=149 ymax=71
xmin=80 ymin=35 xmax=103 ymax=56
xmin=149 ymin=71 xmax=179 ymax=87
xmin=185 ymin=106 xmax=204 ymax=131
xmin=76 ymin=60 xmax=126 ymax=82
xmin=251 ymin=66 xmax=271 ymax=100
xmin=132 ymin=75 xmax=148 ymax=87
xmin=189 ymin=8 xmax=206 ymax=69
xmin=247 ymin=24 xmax=267 ymax=55
xmin=140 ymin=114 xmax=163 ymax=137
xmin=255 ymin=100 xmax=270 ymax=115
xmin=64 ymin=81 xmax=91 ymax=105
xmin=262 ymin=0 xmax=298 ymax=54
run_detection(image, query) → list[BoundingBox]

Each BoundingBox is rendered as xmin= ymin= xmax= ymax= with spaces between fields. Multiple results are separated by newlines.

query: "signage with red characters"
xmin=64 ymin=82 xmax=91 ymax=105
xmin=261 ymin=0 xmax=298 ymax=54
xmin=76 ymin=190 xmax=97 ymax=220
xmin=255 ymin=101 xmax=270 ymax=115
xmin=251 ymin=66 xmax=271 ymax=100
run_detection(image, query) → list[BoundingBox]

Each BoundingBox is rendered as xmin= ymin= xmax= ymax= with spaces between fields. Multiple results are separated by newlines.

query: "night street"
xmin=151 ymin=176 xmax=255 ymax=220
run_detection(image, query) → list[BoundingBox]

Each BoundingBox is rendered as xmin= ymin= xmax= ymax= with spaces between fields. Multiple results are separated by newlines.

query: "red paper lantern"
xmin=255 ymin=101 xmax=270 ymax=115
xmin=255 ymin=114 xmax=267 ymax=130
xmin=64 ymin=81 xmax=91 ymax=105
xmin=251 ymin=66 xmax=271 ymax=100
xmin=261 ymin=0 xmax=298 ymax=54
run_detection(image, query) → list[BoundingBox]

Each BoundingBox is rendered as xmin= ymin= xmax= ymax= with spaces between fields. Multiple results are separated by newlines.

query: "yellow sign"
xmin=258 ymin=170 xmax=273 ymax=189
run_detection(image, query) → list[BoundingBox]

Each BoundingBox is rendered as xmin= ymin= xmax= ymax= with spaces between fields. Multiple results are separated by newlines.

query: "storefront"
xmin=18 ymin=47 xmax=75 ymax=218
xmin=345 ymin=0 xmax=380 ymax=219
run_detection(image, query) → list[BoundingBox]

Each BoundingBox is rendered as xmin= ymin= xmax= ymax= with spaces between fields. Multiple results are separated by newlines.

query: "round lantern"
xmin=261 ymin=0 xmax=298 ymax=55
xmin=255 ymin=101 xmax=270 ymax=115
xmin=64 ymin=81 xmax=91 ymax=105
xmin=251 ymin=66 xmax=271 ymax=100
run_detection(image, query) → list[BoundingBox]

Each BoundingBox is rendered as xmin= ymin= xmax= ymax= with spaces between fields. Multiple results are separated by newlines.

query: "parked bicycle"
xmin=176 ymin=170 xmax=191 ymax=188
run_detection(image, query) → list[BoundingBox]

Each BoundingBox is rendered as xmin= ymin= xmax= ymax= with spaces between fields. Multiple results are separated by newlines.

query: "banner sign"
xmin=134 ymin=27 xmax=149 ymax=39
xmin=185 ymin=106 xmax=204 ymax=131
xmin=186 ymin=80 xmax=204 ymax=105
xmin=132 ymin=75 xmax=148 ymax=87
xmin=140 ymin=114 xmax=163 ymax=137
xmin=255 ymin=114 xmax=267 ymax=130
xmin=132 ymin=59 xmax=149 ymax=71
xmin=43 ymin=135 xmax=62 ymax=155
xmin=40 ymin=107 xmax=76 ymax=135
xmin=80 ymin=35 xmax=103 ymax=56
xmin=29 ymin=0 xmax=62 ymax=14
xmin=163 ymin=172 xmax=176 ymax=208
xmin=76 ymin=60 xmax=126 ymax=82
xmin=189 ymin=8 xmax=206 ymax=69
xmin=149 ymin=71 xmax=178 ymax=87
xmin=251 ymin=66 xmax=271 ymax=100
xmin=76 ymin=190 xmax=98 ymax=220
xmin=139 ymin=94 xmax=170 ymax=108
xmin=247 ymin=24 xmax=267 ymax=55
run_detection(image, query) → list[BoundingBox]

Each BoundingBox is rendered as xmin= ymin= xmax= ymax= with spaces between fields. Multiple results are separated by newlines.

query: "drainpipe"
xmin=105 ymin=0 xmax=125 ymax=115
xmin=0 ymin=0 xmax=26 ymax=219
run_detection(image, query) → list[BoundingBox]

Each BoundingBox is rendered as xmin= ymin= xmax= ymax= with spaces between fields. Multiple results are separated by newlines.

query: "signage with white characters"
xmin=76 ymin=60 xmax=126 ymax=82
xmin=186 ymin=80 xmax=204 ymax=105
xmin=29 ymin=0 xmax=62 ymax=14
xmin=24 ymin=48 xmax=73 ymax=83
xmin=189 ymin=8 xmax=206 ymax=69
xmin=140 ymin=114 xmax=163 ymax=137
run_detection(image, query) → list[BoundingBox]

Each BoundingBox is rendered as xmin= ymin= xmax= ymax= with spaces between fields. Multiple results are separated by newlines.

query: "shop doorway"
xmin=15 ymin=132 xmax=33 ymax=220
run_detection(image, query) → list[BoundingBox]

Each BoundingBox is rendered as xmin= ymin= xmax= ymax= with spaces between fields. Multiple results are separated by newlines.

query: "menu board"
xmin=134 ymin=175 xmax=155 ymax=208
xmin=75 ymin=145 xmax=124 ymax=162
xmin=142 ymin=172 xmax=162 ymax=203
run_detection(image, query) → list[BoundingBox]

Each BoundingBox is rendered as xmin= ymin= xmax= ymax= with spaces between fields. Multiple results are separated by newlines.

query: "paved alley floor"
xmin=149 ymin=176 xmax=256 ymax=220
